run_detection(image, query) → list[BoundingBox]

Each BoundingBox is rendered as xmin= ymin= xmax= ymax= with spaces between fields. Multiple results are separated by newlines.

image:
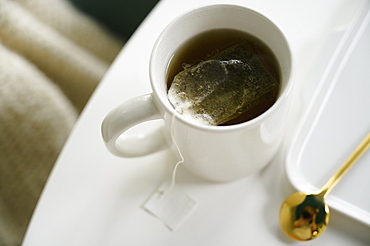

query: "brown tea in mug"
xmin=167 ymin=28 xmax=281 ymax=126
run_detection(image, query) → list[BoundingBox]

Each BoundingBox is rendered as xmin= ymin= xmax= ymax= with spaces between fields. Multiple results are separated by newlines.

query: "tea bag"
xmin=168 ymin=41 xmax=279 ymax=125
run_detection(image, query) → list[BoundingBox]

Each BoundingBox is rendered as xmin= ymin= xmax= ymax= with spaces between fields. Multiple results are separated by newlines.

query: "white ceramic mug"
xmin=101 ymin=4 xmax=293 ymax=182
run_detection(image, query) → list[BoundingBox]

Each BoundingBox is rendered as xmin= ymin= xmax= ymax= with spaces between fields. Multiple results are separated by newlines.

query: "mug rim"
xmin=149 ymin=3 xmax=294 ymax=132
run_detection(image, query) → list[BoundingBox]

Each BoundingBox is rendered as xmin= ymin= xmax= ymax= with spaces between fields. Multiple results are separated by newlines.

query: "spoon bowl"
xmin=280 ymin=133 xmax=370 ymax=241
xmin=280 ymin=191 xmax=329 ymax=240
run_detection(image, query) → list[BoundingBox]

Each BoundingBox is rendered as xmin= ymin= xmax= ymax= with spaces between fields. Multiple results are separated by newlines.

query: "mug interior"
xmin=150 ymin=4 xmax=292 ymax=129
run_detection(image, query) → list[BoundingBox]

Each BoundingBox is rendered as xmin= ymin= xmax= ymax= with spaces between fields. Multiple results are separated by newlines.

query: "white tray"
xmin=286 ymin=0 xmax=370 ymax=226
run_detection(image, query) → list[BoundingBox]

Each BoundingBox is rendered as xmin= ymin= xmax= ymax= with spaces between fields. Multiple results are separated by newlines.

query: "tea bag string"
xmin=160 ymin=113 xmax=184 ymax=194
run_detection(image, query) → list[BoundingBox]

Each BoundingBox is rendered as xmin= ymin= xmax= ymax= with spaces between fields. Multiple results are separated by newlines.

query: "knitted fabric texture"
xmin=0 ymin=0 xmax=124 ymax=245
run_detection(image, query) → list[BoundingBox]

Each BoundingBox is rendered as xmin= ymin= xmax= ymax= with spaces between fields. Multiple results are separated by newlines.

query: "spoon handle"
xmin=319 ymin=133 xmax=370 ymax=197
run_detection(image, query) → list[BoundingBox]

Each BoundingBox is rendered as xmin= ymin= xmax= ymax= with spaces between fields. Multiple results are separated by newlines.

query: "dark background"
xmin=69 ymin=0 xmax=160 ymax=39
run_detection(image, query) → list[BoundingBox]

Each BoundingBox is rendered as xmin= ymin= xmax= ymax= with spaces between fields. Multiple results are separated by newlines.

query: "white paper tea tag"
xmin=143 ymin=182 xmax=197 ymax=231
xmin=143 ymin=114 xmax=196 ymax=230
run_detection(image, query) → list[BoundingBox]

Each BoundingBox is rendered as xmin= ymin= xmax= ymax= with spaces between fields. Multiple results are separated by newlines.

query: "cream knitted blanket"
xmin=0 ymin=0 xmax=124 ymax=245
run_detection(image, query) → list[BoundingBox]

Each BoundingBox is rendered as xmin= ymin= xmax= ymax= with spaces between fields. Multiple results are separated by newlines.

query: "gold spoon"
xmin=280 ymin=133 xmax=370 ymax=241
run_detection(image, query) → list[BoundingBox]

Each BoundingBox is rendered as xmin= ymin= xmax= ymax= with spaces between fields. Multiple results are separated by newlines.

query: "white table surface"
xmin=23 ymin=0 xmax=370 ymax=245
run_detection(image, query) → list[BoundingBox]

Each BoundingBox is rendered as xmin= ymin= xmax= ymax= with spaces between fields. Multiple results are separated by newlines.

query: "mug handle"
xmin=101 ymin=93 xmax=169 ymax=157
